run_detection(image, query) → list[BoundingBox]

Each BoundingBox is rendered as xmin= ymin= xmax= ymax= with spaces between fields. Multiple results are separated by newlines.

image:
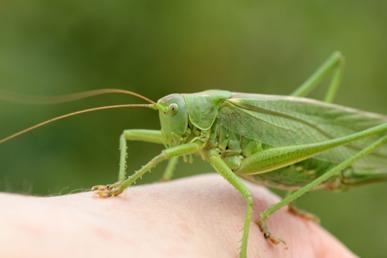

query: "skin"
xmin=0 ymin=174 xmax=356 ymax=258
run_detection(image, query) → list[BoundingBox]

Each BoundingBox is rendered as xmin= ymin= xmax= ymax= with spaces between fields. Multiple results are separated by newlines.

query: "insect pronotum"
xmin=1 ymin=52 xmax=386 ymax=258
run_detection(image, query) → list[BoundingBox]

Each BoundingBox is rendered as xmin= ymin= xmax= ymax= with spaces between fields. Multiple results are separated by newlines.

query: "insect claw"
xmin=256 ymin=219 xmax=287 ymax=248
xmin=91 ymin=182 xmax=124 ymax=198
xmin=97 ymin=191 xmax=111 ymax=198
xmin=267 ymin=234 xmax=287 ymax=248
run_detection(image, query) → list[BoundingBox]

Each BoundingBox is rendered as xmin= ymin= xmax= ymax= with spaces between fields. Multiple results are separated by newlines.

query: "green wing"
xmin=217 ymin=93 xmax=387 ymax=174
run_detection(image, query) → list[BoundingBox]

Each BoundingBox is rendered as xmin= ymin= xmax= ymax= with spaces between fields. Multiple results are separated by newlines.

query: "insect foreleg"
xmin=93 ymin=142 xmax=201 ymax=197
xmin=119 ymin=129 xmax=164 ymax=181
xmin=119 ymin=129 xmax=180 ymax=181
xmin=208 ymin=149 xmax=253 ymax=258
xmin=257 ymin=135 xmax=387 ymax=243
xmin=291 ymin=51 xmax=344 ymax=103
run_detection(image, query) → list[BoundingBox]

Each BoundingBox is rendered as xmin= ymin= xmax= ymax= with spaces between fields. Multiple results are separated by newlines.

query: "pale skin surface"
xmin=0 ymin=174 xmax=356 ymax=258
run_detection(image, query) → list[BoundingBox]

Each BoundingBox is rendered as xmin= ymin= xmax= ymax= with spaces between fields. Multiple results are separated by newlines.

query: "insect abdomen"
xmin=245 ymin=158 xmax=338 ymax=190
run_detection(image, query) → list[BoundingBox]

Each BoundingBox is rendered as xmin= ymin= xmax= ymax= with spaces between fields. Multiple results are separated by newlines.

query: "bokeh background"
xmin=0 ymin=1 xmax=386 ymax=257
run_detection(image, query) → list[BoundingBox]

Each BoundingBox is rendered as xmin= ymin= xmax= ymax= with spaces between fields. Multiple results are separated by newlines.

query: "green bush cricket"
xmin=1 ymin=51 xmax=386 ymax=258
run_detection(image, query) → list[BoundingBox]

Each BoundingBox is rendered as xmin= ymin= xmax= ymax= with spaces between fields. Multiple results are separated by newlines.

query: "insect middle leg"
xmin=208 ymin=149 xmax=253 ymax=258
xmin=257 ymin=135 xmax=387 ymax=243
xmin=118 ymin=129 xmax=178 ymax=181
xmin=92 ymin=142 xmax=201 ymax=197
xmin=291 ymin=51 xmax=344 ymax=103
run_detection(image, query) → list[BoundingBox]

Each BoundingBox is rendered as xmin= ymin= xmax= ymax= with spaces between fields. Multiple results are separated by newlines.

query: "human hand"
xmin=0 ymin=174 xmax=356 ymax=258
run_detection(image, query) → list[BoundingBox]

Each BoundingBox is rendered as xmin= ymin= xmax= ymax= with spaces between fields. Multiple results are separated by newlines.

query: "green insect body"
xmin=158 ymin=90 xmax=386 ymax=189
xmin=2 ymin=51 xmax=387 ymax=258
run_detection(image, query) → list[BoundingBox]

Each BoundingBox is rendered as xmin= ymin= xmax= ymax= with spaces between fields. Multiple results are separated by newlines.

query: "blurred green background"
xmin=0 ymin=1 xmax=386 ymax=257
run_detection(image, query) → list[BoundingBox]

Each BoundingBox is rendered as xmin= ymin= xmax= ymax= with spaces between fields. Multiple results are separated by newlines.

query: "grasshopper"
xmin=1 ymin=52 xmax=386 ymax=258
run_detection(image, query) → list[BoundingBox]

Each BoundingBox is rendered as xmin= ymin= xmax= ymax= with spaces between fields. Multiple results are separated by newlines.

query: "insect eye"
xmin=168 ymin=103 xmax=179 ymax=115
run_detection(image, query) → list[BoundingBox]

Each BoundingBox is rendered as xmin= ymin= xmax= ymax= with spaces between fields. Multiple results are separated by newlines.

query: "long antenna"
xmin=0 ymin=88 xmax=156 ymax=105
xmin=0 ymin=103 xmax=156 ymax=144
